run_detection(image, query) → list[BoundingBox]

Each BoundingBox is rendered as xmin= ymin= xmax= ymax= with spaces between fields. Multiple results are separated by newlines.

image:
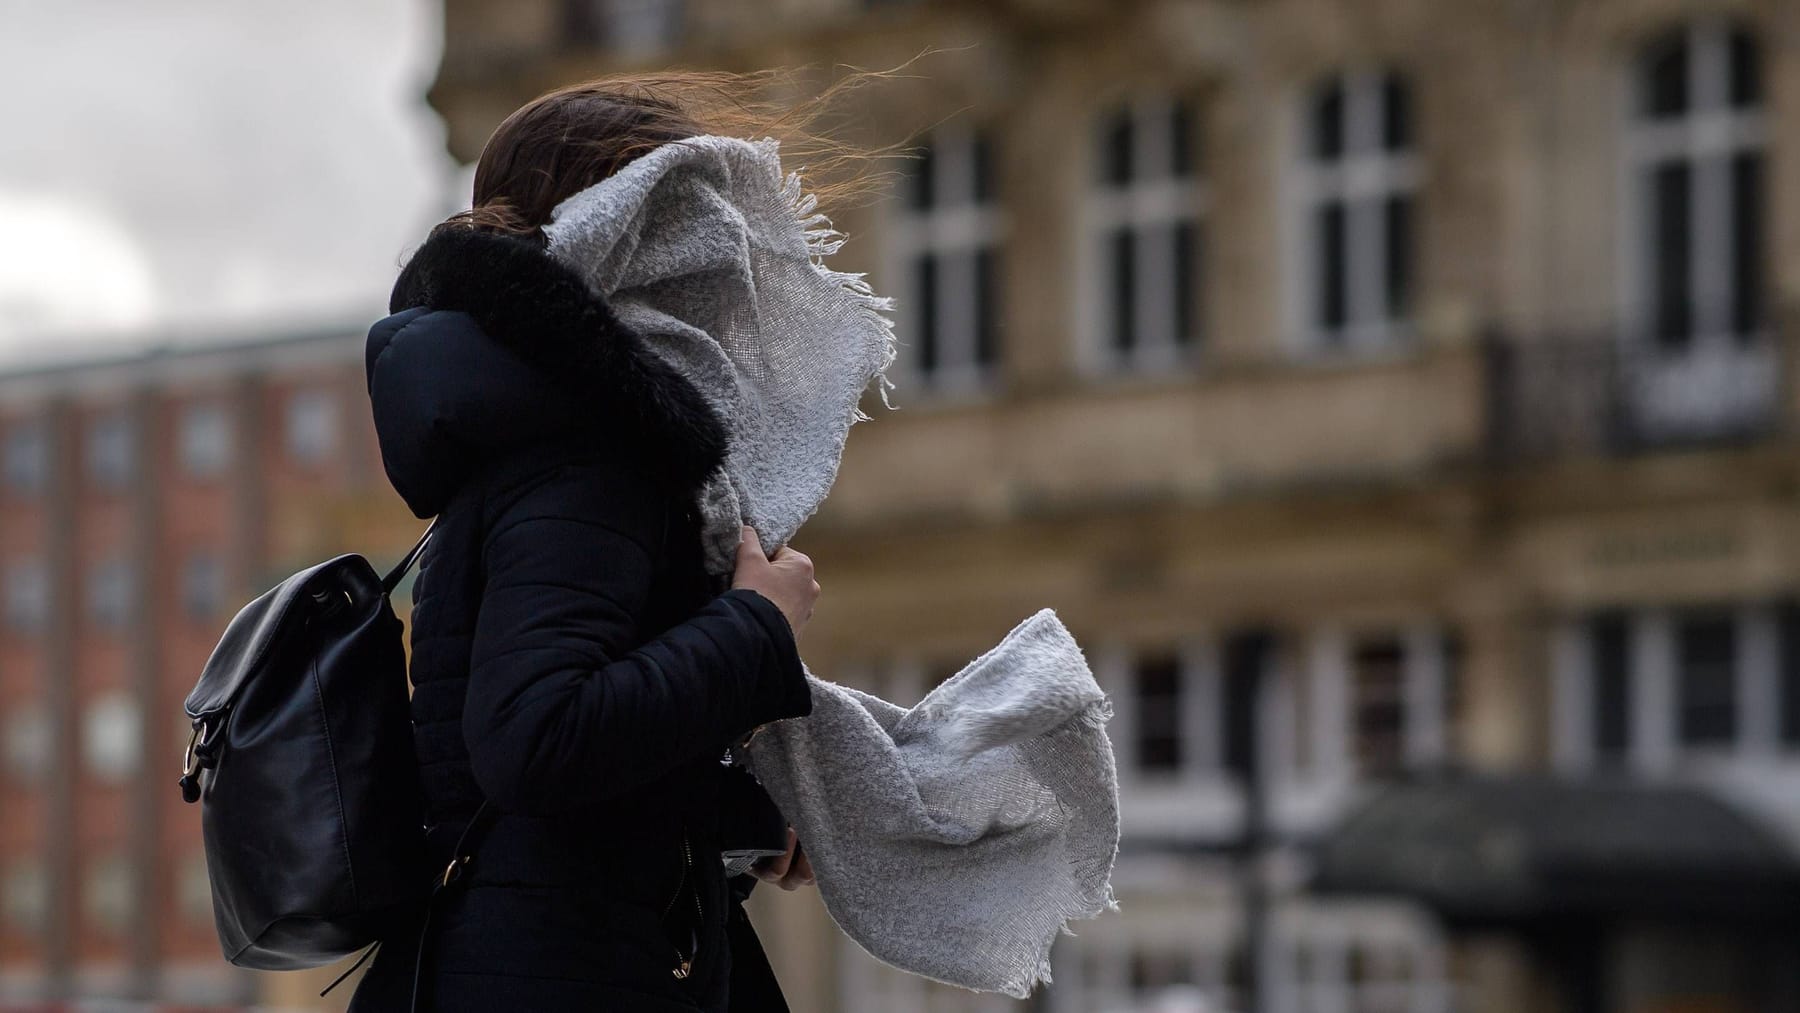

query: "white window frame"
xmin=1287 ymin=69 xmax=1421 ymax=355
xmin=1621 ymin=20 xmax=1766 ymax=352
xmin=180 ymin=552 xmax=226 ymax=621
xmin=285 ymin=388 xmax=339 ymax=465
xmin=1080 ymin=94 xmax=1206 ymax=374
xmin=4 ymin=422 xmax=47 ymax=495
xmin=82 ymin=690 xmax=143 ymax=783
xmin=178 ymin=401 xmax=232 ymax=479
xmin=82 ymin=854 xmax=136 ymax=935
xmin=1553 ymin=603 xmax=1788 ymax=775
xmin=886 ymin=125 xmax=1005 ymax=397
xmin=573 ymin=0 xmax=682 ymax=56
xmin=87 ymin=557 xmax=134 ymax=630
xmin=4 ymin=559 xmax=49 ymax=633
xmin=1308 ymin=622 xmax=1450 ymax=781
xmin=85 ymin=411 xmax=135 ymax=490
xmin=1110 ymin=639 xmax=1225 ymax=787
xmin=1 ymin=860 xmax=49 ymax=934
xmin=3 ymin=704 xmax=51 ymax=782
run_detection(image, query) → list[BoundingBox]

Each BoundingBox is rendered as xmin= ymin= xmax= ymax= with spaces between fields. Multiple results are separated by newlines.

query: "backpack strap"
xmin=409 ymin=800 xmax=496 ymax=1013
xmin=382 ymin=520 xmax=437 ymax=594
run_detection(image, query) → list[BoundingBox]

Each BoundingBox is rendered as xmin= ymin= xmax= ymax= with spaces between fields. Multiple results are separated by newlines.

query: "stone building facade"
xmin=424 ymin=2 xmax=1800 ymax=1011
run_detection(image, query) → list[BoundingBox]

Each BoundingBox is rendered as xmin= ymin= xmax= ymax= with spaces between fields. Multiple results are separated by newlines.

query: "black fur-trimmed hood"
xmin=366 ymin=227 xmax=728 ymax=518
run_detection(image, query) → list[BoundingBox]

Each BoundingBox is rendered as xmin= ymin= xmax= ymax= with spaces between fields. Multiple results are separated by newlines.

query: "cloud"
xmin=0 ymin=0 xmax=454 ymax=355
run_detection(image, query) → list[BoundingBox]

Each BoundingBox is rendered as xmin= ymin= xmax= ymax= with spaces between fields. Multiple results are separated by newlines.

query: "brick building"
xmin=0 ymin=331 xmax=415 ymax=1009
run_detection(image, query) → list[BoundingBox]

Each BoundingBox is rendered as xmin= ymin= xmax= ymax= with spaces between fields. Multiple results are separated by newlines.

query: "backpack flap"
xmin=180 ymin=555 xmax=385 ymax=802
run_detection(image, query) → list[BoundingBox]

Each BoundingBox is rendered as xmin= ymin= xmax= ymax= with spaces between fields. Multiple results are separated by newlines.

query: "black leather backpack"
xmin=180 ymin=527 xmax=433 ymax=970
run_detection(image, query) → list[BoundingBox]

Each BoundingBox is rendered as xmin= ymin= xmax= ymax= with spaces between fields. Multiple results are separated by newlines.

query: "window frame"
xmin=1080 ymin=93 xmax=1208 ymax=375
xmin=178 ymin=401 xmax=233 ymax=479
xmin=284 ymin=388 xmax=340 ymax=466
xmin=1286 ymin=68 xmax=1422 ymax=356
xmin=1621 ymin=20 xmax=1767 ymax=353
xmin=885 ymin=124 xmax=1006 ymax=398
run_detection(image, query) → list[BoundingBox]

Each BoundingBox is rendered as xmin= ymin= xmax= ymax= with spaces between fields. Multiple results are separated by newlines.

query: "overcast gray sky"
xmin=0 ymin=0 xmax=454 ymax=359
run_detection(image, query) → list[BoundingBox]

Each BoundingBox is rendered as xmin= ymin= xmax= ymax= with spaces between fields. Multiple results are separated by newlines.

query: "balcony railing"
xmin=1483 ymin=327 xmax=1789 ymax=462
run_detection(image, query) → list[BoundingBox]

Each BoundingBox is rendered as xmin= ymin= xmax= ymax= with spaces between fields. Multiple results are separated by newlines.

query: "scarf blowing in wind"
xmin=541 ymin=135 xmax=1120 ymax=998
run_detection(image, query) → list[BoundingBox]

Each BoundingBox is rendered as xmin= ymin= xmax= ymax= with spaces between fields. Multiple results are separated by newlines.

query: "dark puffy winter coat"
xmin=346 ymin=226 xmax=813 ymax=1012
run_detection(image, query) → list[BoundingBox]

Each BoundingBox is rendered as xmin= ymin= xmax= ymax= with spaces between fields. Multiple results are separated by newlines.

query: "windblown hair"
xmin=447 ymin=69 xmax=901 ymax=240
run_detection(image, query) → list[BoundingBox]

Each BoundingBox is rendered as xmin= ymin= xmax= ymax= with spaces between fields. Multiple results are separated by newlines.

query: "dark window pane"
xmin=1173 ymin=221 xmax=1200 ymax=348
xmin=972 ymin=131 xmax=996 ymax=204
xmin=913 ymin=254 xmax=939 ymax=374
xmin=1730 ymin=28 xmax=1762 ymax=108
xmin=1592 ymin=612 xmax=1632 ymax=760
xmin=1384 ymin=195 xmax=1413 ymax=322
xmin=1312 ymin=78 xmax=1345 ymax=161
xmin=1352 ymin=638 xmax=1406 ymax=776
xmin=1651 ymin=161 xmax=1693 ymax=349
xmin=1133 ymin=654 xmax=1183 ymax=773
xmin=1643 ymin=31 xmax=1689 ymax=119
xmin=1222 ymin=632 xmax=1271 ymax=779
xmin=1382 ymin=73 xmax=1412 ymax=151
xmin=1780 ymin=603 xmax=1800 ymax=745
xmin=975 ymin=246 xmax=999 ymax=369
xmin=1170 ymin=98 xmax=1196 ymax=178
xmin=1732 ymin=151 xmax=1764 ymax=338
xmin=908 ymin=143 xmax=936 ymax=210
xmin=1677 ymin=611 xmax=1737 ymax=746
xmin=1316 ymin=201 xmax=1349 ymax=335
xmin=1110 ymin=228 xmax=1136 ymax=353
xmin=1102 ymin=108 xmax=1134 ymax=185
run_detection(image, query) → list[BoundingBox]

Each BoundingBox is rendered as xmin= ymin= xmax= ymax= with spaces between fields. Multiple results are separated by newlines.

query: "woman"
xmin=348 ymin=78 xmax=840 ymax=1012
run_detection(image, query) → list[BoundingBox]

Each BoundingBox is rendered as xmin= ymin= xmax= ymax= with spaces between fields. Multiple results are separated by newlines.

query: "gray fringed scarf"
xmin=543 ymin=135 xmax=1119 ymax=998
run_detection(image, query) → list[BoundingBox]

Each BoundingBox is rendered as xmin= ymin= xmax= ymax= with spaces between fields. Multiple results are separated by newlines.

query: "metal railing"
xmin=1482 ymin=326 xmax=1789 ymax=463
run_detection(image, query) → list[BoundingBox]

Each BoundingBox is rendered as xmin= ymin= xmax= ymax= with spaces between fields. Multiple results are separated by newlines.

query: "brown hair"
xmin=448 ymin=69 xmax=902 ymax=239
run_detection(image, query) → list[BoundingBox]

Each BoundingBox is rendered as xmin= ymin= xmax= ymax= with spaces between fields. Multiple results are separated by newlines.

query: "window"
xmin=1294 ymin=71 xmax=1419 ymax=352
xmin=3 ymin=705 xmax=50 ymax=782
xmin=563 ymin=0 xmax=682 ymax=55
xmin=2 ymin=861 xmax=48 ymax=934
xmin=285 ymin=389 xmax=339 ymax=465
xmin=1676 ymin=610 xmax=1737 ymax=747
xmin=85 ymin=412 xmax=135 ymax=490
xmin=179 ymin=402 xmax=232 ymax=478
xmin=87 ymin=558 xmax=133 ymax=630
xmin=1628 ymin=23 xmax=1765 ymax=347
xmin=890 ymin=128 xmax=1003 ymax=392
xmin=1351 ymin=637 xmax=1406 ymax=776
xmin=4 ymin=560 xmax=49 ymax=633
xmin=1221 ymin=631 xmax=1270 ymax=778
xmin=1780 ymin=602 xmax=1800 ymax=746
xmin=4 ymin=423 xmax=46 ymax=494
xmin=1132 ymin=653 xmax=1184 ymax=774
xmin=1089 ymin=96 xmax=1204 ymax=369
xmin=178 ymin=852 xmax=214 ymax=928
xmin=82 ymin=855 xmax=134 ymax=935
xmin=82 ymin=691 xmax=142 ymax=782
xmin=1591 ymin=611 xmax=1633 ymax=761
xmin=180 ymin=553 xmax=225 ymax=621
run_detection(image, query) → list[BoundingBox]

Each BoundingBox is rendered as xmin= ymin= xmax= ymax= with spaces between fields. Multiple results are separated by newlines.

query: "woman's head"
xmin=451 ymin=70 xmax=899 ymax=239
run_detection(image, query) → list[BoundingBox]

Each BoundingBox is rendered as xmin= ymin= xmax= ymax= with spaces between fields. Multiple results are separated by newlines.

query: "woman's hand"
xmin=731 ymin=526 xmax=820 ymax=640
xmin=751 ymin=827 xmax=815 ymax=891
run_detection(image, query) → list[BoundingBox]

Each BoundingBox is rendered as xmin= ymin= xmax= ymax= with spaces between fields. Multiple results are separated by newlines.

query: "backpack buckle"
xmin=441 ymin=855 xmax=471 ymax=888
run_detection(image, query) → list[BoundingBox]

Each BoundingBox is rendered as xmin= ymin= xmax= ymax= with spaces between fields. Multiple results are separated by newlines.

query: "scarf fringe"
xmin=779 ymin=167 xmax=900 ymax=418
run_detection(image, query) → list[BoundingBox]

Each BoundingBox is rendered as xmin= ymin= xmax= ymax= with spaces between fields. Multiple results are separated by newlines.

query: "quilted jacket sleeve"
xmin=463 ymin=454 xmax=811 ymax=815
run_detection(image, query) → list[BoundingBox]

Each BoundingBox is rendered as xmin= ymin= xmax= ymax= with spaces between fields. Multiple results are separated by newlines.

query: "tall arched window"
xmin=1294 ymin=70 xmax=1419 ymax=352
xmin=1627 ymin=22 xmax=1765 ymax=349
